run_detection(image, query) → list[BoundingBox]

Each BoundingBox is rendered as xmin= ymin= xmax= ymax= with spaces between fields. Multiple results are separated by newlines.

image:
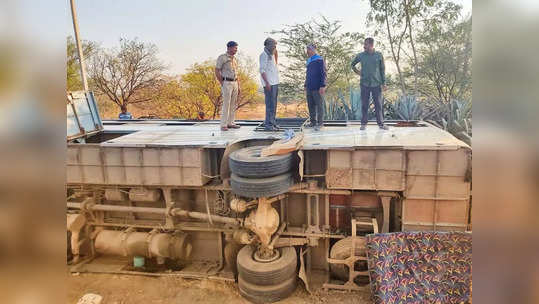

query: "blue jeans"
xmin=264 ymin=85 xmax=279 ymax=128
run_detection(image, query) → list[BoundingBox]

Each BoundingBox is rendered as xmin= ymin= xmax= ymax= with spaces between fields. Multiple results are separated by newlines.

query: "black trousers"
xmin=360 ymin=85 xmax=384 ymax=126
xmin=306 ymin=90 xmax=325 ymax=126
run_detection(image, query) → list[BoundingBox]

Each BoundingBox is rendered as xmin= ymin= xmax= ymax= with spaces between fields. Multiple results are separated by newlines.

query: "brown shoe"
xmin=228 ymin=124 xmax=241 ymax=129
xmin=221 ymin=126 xmax=228 ymax=131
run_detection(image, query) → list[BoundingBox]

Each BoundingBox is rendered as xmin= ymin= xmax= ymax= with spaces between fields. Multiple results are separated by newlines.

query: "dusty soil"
xmin=68 ymin=273 xmax=372 ymax=304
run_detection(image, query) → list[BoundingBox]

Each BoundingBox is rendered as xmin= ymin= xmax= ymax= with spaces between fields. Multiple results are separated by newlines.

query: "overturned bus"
xmin=67 ymin=91 xmax=471 ymax=303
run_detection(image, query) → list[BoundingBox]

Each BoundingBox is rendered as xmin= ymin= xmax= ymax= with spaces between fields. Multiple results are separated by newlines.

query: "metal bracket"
xmin=298 ymin=246 xmax=312 ymax=294
xmin=322 ymin=218 xmax=376 ymax=292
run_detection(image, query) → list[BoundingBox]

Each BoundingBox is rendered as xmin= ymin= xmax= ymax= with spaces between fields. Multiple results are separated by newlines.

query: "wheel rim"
xmin=248 ymin=149 xmax=262 ymax=158
xmin=253 ymin=248 xmax=280 ymax=263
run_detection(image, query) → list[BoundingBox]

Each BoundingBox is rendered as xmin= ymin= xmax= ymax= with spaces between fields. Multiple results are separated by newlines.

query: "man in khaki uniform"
xmin=215 ymin=41 xmax=240 ymax=131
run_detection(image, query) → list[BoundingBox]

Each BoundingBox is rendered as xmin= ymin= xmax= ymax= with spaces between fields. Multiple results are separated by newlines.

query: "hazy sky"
xmin=66 ymin=0 xmax=472 ymax=75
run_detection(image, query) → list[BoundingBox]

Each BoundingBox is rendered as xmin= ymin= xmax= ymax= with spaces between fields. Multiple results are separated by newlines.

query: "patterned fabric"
xmin=366 ymin=232 xmax=472 ymax=304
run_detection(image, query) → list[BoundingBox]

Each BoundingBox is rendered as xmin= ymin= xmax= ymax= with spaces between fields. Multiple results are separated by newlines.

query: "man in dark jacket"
xmin=351 ymin=37 xmax=388 ymax=130
xmin=304 ymin=44 xmax=327 ymax=131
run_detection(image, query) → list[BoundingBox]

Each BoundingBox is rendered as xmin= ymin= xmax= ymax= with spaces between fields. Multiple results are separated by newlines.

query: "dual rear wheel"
xmin=229 ymin=146 xmax=294 ymax=198
xmin=236 ymin=245 xmax=297 ymax=303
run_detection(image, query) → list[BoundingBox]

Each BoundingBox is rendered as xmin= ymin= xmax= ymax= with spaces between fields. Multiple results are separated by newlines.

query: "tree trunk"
xmin=211 ymin=101 xmax=218 ymax=120
xmin=404 ymin=0 xmax=419 ymax=96
xmin=385 ymin=2 xmax=407 ymax=96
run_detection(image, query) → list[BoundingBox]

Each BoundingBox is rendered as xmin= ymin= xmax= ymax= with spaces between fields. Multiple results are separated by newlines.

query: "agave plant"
xmin=426 ymin=99 xmax=472 ymax=144
xmin=330 ymin=88 xmax=382 ymax=121
xmin=324 ymin=88 xmax=361 ymax=120
xmin=390 ymin=95 xmax=424 ymax=121
xmin=324 ymin=93 xmax=347 ymax=120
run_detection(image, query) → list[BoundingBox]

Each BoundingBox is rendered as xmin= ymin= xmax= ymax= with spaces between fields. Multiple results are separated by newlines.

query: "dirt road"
xmin=68 ymin=273 xmax=372 ymax=304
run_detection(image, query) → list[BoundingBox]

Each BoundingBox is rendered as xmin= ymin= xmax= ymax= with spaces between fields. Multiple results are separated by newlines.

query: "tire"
xmin=238 ymin=276 xmax=297 ymax=304
xmin=237 ymin=246 xmax=297 ymax=286
xmin=229 ymin=146 xmax=293 ymax=178
xmin=230 ymin=173 xmax=292 ymax=198
xmin=329 ymin=237 xmax=368 ymax=281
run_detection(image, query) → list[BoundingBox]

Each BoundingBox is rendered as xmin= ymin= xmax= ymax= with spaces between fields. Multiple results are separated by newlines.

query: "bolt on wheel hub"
xmin=254 ymin=247 xmax=280 ymax=263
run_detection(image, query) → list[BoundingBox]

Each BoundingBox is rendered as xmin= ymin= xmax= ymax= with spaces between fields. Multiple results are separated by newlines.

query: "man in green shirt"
xmin=351 ymin=37 xmax=388 ymax=130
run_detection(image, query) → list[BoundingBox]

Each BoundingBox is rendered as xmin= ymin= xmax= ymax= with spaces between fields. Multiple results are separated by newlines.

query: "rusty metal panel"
xmin=326 ymin=168 xmax=353 ymax=188
xmin=402 ymin=148 xmax=471 ymax=231
xmin=376 ymin=150 xmax=403 ymax=170
xmin=402 ymin=199 xmax=434 ymax=224
xmin=407 ymin=151 xmax=438 ymax=175
xmin=407 ymin=148 xmax=470 ymax=177
xmin=438 ymin=149 xmax=470 ymax=176
xmin=328 ymin=150 xmax=350 ymax=168
xmin=405 ymin=175 xmax=436 ymax=197
xmin=373 ymin=150 xmax=405 ymax=190
xmin=326 ymin=150 xmax=353 ymax=188
xmin=182 ymin=148 xmax=202 ymax=167
xmin=402 ymin=224 xmax=467 ymax=232
xmin=352 ymin=150 xmax=375 ymax=169
xmin=66 ymin=145 xmax=209 ymax=186
xmin=327 ymin=149 xmax=404 ymax=190
xmin=375 ymin=170 xmax=405 ymax=190
xmin=352 ymin=169 xmax=374 ymax=189
xmin=402 ymin=199 xmax=469 ymax=231
xmin=350 ymin=150 xmax=375 ymax=189
xmin=405 ymin=175 xmax=470 ymax=199
xmin=436 ymin=177 xmax=471 ymax=199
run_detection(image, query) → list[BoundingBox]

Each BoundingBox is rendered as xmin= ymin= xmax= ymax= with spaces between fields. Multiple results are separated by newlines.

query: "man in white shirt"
xmin=259 ymin=37 xmax=280 ymax=131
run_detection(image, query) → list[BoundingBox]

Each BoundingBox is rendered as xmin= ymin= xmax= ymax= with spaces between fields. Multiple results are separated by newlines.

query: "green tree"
xmin=154 ymin=78 xmax=213 ymax=119
xmin=367 ymin=0 xmax=408 ymax=95
xmin=415 ymin=16 xmax=472 ymax=104
xmin=66 ymin=35 xmax=97 ymax=91
xmin=366 ymin=0 xmax=462 ymax=95
xmin=270 ymin=16 xmax=363 ymax=101
xmin=155 ymin=58 xmax=260 ymax=119
xmin=181 ymin=61 xmax=222 ymax=119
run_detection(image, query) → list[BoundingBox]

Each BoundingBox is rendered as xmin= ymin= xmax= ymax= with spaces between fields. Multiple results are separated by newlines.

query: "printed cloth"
xmin=366 ymin=231 xmax=472 ymax=304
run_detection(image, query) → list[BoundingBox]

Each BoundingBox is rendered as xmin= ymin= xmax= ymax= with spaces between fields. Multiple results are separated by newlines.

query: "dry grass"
xmin=98 ymin=99 xmax=308 ymax=120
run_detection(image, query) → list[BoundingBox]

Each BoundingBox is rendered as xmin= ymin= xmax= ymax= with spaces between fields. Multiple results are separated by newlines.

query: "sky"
xmin=64 ymin=0 xmax=471 ymax=75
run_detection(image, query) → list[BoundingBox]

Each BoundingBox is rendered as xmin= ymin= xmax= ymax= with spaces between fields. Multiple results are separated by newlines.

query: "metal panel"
xmin=100 ymin=121 xmax=469 ymax=150
xmin=402 ymin=199 xmax=469 ymax=232
xmin=402 ymin=148 xmax=471 ymax=231
xmin=67 ymin=91 xmax=103 ymax=140
xmin=326 ymin=149 xmax=405 ymax=190
xmin=66 ymin=145 xmax=210 ymax=186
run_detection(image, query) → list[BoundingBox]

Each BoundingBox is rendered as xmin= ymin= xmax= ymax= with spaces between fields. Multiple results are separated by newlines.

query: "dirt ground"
xmin=68 ymin=273 xmax=372 ymax=304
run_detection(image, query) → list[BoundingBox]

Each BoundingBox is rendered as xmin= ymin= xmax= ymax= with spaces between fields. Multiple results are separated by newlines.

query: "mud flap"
xmin=298 ymin=246 xmax=311 ymax=294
